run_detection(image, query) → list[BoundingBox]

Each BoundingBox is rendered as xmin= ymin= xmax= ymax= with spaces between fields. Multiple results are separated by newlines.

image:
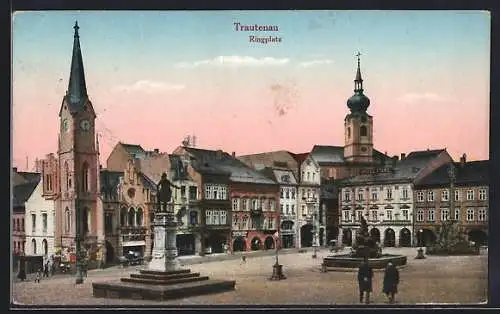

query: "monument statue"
xmin=351 ymin=215 xmax=381 ymax=258
xmin=157 ymin=172 xmax=181 ymax=212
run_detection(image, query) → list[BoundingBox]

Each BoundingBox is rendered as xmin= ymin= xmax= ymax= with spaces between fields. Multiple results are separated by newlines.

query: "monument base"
xmin=93 ymin=268 xmax=235 ymax=301
xmin=415 ymin=248 xmax=426 ymax=259
xmin=269 ymin=263 xmax=287 ymax=281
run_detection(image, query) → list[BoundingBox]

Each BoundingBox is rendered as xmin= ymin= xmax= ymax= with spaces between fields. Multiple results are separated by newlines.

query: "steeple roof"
xmin=65 ymin=21 xmax=88 ymax=114
xmin=347 ymin=52 xmax=370 ymax=113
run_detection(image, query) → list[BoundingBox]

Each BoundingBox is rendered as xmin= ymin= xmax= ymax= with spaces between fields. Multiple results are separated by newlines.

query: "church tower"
xmin=343 ymin=52 xmax=374 ymax=164
xmin=56 ymin=22 xmax=101 ymax=251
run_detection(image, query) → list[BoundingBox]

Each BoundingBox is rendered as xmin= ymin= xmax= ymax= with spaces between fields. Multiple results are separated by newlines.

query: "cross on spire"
xmin=73 ymin=21 xmax=80 ymax=37
xmin=356 ymin=51 xmax=361 ymax=68
xmin=354 ymin=51 xmax=363 ymax=92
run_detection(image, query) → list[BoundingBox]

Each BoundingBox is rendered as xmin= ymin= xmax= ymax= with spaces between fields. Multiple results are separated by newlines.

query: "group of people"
xmin=358 ymin=261 xmax=400 ymax=304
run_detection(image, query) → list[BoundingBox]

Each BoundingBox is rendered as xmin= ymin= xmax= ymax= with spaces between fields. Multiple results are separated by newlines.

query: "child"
xmin=35 ymin=268 xmax=42 ymax=283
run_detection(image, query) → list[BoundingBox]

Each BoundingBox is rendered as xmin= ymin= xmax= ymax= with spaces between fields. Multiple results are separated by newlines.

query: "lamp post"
xmin=74 ymin=196 xmax=84 ymax=284
xmin=312 ymin=209 xmax=319 ymax=259
xmin=416 ymin=228 xmax=425 ymax=259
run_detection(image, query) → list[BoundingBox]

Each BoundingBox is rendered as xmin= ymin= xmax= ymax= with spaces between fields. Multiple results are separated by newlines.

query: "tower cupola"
xmin=347 ymin=52 xmax=370 ymax=113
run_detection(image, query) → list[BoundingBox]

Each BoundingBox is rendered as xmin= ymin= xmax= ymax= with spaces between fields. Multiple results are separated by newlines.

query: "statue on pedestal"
xmin=156 ymin=172 xmax=181 ymax=212
xmin=351 ymin=215 xmax=381 ymax=258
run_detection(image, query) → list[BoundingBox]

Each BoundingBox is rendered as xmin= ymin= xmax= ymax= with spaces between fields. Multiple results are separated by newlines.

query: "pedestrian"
xmin=241 ymin=253 xmax=247 ymax=264
xmin=17 ymin=267 xmax=26 ymax=281
xmin=383 ymin=262 xmax=400 ymax=304
xmin=43 ymin=262 xmax=49 ymax=277
xmin=35 ymin=268 xmax=42 ymax=283
xmin=357 ymin=259 xmax=373 ymax=304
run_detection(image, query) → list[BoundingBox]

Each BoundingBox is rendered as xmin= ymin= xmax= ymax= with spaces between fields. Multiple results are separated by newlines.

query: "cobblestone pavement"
xmin=11 ymin=248 xmax=488 ymax=306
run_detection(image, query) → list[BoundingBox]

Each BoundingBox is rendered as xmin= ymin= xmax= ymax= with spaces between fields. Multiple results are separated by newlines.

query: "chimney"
xmin=392 ymin=155 xmax=399 ymax=166
xmin=154 ymin=148 xmax=159 ymax=154
xmin=13 ymin=167 xmax=17 ymax=173
xmin=400 ymin=153 xmax=406 ymax=160
xmin=460 ymin=153 xmax=467 ymax=167
xmin=232 ymin=152 xmax=236 ymax=158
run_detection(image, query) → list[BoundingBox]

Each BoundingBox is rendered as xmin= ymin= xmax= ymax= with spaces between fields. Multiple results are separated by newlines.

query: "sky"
xmin=12 ymin=10 xmax=490 ymax=170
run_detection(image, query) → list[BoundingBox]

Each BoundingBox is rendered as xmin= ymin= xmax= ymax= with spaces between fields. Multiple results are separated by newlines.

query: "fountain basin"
xmin=323 ymin=254 xmax=407 ymax=269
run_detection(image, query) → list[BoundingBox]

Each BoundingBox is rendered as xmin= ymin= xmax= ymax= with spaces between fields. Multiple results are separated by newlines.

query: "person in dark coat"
xmin=383 ymin=262 xmax=400 ymax=303
xmin=357 ymin=260 xmax=373 ymax=304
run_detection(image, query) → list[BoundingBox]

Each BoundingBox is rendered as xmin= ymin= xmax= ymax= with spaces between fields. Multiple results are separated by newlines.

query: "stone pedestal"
xmin=269 ymin=262 xmax=286 ymax=280
xmin=148 ymin=211 xmax=180 ymax=272
xmin=415 ymin=248 xmax=426 ymax=259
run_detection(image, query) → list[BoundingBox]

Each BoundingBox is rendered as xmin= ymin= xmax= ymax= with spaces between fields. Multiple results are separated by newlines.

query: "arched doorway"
xmin=177 ymin=234 xmax=196 ymax=255
xmin=421 ymin=229 xmax=437 ymax=246
xmin=264 ymin=236 xmax=275 ymax=250
xmin=327 ymin=227 xmax=339 ymax=243
xmin=233 ymin=237 xmax=246 ymax=252
xmin=42 ymin=239 xmax=48 ymax=256
xmin=384 ymin=228 xmax=396 ymax=247
xmin=399 ymin=228 xmax=412 ymax=247
xmin=250 ymin=237 xmax=261 ymax=251
xmin=369 ymin=228 xmax=381 ymax=244
xmin=342 ymin=229 xmax=352 ymax=246
xmin=468 ymin=229 xmax=488 ymax=246
xmin=206 ymin=234 xmax=226 ymax=253
xmin=319 ymin=228 xmax=325 ymax=246
xmin=301 ymin=224 xmax=313 ymax=247
xmin=105 ymin=241 xmax=115 ymax=264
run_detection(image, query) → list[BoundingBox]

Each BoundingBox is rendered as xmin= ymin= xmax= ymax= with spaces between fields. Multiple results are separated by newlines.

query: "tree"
xmin=428 ymin=220 xmax=476 ymax=255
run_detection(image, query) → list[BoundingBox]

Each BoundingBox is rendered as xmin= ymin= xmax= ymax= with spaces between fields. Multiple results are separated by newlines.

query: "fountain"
xmin=322 ymin=216 xmax=407 ymax=270
xmin=92 ymin=173 xmax=236 ymax=301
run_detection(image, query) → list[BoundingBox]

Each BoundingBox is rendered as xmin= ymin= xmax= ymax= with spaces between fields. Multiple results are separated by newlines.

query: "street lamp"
xmin=416 ymin=229 xmax=425 ymax=259
xmin=74 ymin=197 xmax=84 ymax=284
xmin=312 ymin=210 xmax=319 ymax=259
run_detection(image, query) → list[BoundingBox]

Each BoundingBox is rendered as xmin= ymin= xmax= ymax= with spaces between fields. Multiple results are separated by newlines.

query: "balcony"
xmin=120 ymin=226 xmax=147 ymax=242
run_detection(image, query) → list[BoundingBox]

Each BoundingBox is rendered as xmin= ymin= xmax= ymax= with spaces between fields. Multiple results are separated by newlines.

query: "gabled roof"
xmin=139 ymin=172 xmax=157 ymax=191
xmin=290 ymin=152 xmax=310 ymax=166
xmin=237 ymin=150 xmax=299 ymax=172
xmin=184 ymin=147 xmax=276 ymax=184
xmin=415 ymin=160 xmax=489 ymax=188
xmin=13 ymin=176 xmax=41 ymax=208
xmin=340 ymin=148 xmax=449 ymax=186
xmin=119 ymin=142 xmax=146 ymax=156
xmin=310 ymin=145 xmax=390 ymax=165
xmin=16 ymin=171 xmax=41 ymax=185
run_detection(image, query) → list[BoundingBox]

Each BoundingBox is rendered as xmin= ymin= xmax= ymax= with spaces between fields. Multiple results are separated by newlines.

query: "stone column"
xmin=337 ymin=227 xmax=343 ymax=245
xmin=380 ymin=229 xmax=385 ymax=248
xmin=351 ymin=229 xmax=356 ymax=246
xmin=148 ymin=204 xmax=180 ymax=272
xmin=395 ymin=229 xmax=400 ymax=247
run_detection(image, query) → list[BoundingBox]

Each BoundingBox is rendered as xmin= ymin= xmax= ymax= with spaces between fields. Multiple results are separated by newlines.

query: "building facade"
xmin=339 ymin=149 xmax=453 ymax=247
xmin=413 ymin=156 xmax=489 ymax=246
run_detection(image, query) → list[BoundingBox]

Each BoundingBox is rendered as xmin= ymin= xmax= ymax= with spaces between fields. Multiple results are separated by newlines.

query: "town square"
xmin=11 ymin=11 xmax=489 ymax=306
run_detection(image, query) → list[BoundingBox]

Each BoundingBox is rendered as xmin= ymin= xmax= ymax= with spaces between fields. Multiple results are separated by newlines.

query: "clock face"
xmin=80 ymin=119 xmax=91 ymax=131
xmin=62 ymin=119 xmax=69 ymax=132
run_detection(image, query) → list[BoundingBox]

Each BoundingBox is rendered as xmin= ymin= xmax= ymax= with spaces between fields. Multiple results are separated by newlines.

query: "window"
xmin=343 ymin=210 xmax=350 ymax=222
xmin=302 ymin=205 xmax=306 ymax=216
xmin=32 ymin=239 xmax=37 ymax=255
xmin=402 ymin=209 xmax=409 ymax=221
xmin=242 ymin=198 xmax=247 ymax=210
xmin=280 ymin=204 xmax=284 ymax=213
xmin=417 ymin=192 xmax=424 ymax=202
xmin=233 ymin=216 xmax=239 ymax=229
xmin=478 ymin=208 xmax=487 ymax=221
xmin=416 ymin=210 xmax=424 ymax=222
xmin=453 ymin=208 xmax=460 ymax=221
xmin=204 ymin=184 xmax=227 ymax=200
xmin=285 ymin=189 xmax=290 ymax=199
xmin=270 ymin=199 xmax=275 ymax=211
xmin=21 ymin=218 xmax=24 ymax=232
xmin=65 ymin=208 xmax=71 ymax=232
xmin=252 ymin=199 xmax=258 ymax=210
xmin=242 ymin=216 xmax=249 ymax=229
xmin=189 ymin=186 xmax=197 ymax=200
xmin=357 ymin=189 xmax=364 ymax=201
xmin=42 ymin=213 xmax=47 ymax=233
xmin=190 ymin=211 xmax=198 ymax=225
xmin=441 ymin=209 xmax=449 ymax=221
xmin=344 ymin=191 xmax=351 ymax=202
xmin=280 ymin=188 xmax=284 ymax=198
xmin=356 ymin=210 xmax=363 ymax=221
xmin=454 ymin=190 xmax=460 ymax=201
xmin=479 ymin=189 xmax=487 ymax=200
xmin=31 ymin=214 xmax=36 ymax=233
xmin=312 ymin=173 xmax=316 ymax=181
xmin=307 ymin=172 xmax=310 ymax=181
xmin=206 ymin=210 xmax=213 ymax=225
xmin=371 ymin=190 xmax=378 ymax=201
xmin=360 ymin=125 xmax=367 ymax=136
xmin=267 ymin=218 xmax=274 ymax=229
xmin=232 ymin=198 xmax=239 ymax=210
xmin=386 ymin=188 xmax=392 ymax=200
xmin=291 ymin=204 xmax=295 ymax=214
xmin=347 ymin=127 xmax=351 ymax=138
xmin=370 ymin=210 xmax=377 ymax=221
xmin=291 ymin=190 xmax=295 ymax=199
xmin=442 ymin=190 xmax=449 ymax=201
xmin=65 ymin=161 xmax=71 ymax=189
xmin=180 ymin=186 xmax=186 ymax=198
xmin=428 ymin=210 xmax=435 ymax=222
xmin=466 ymin=190 xmax=474 ymax=201
xmin=286 ymin=204 xmax=290 ymax=214
xmin=220 ymin=211 xmax=227 ymax=225
xmin=82 ymin=162 xmax=89 ymax=192
xmin=136 ymin=208 xmax=143 ymax=226
xmin=466 ymin=208 xmax=474 ymax=221
xmin=402 ymin=188 xmax=409 ymax=199
xmin=386 ymin=210 xmax=393 ymax=221
xmin=105 ymin=213 xmax=113 ymax=233
xmin=128 ymin=208 xmax=135 ymax=227
xmin=427 ymin=191 xmax=434 ymax=202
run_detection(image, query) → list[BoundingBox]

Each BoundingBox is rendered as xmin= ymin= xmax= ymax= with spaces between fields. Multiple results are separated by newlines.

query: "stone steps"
xmin=139 ymin=269 xmax=191 ymax=276
xmin=121 ymin=275 xmax=209 ymax=285
xmin=130 ymin=272 xmax=201 ymax=280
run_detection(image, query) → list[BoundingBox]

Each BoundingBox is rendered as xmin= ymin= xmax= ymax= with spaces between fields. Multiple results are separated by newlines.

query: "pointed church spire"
xmin=66 ymin=21 xmax=88 ymax=110
xmin=354 ymin=51 xmax=363 ymax=93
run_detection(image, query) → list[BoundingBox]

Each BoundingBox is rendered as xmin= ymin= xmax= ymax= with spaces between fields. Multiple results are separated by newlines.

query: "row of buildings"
xmin=11 ymin=22 xmax=489 ymax=267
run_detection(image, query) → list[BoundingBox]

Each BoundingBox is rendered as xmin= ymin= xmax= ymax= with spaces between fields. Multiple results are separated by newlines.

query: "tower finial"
xmin=354 ymin=51 xmax=363 ymax=93
xmin=356 ymin=51 xmax=361 ymax=68
xmin=74 ymin=21 xmax=80 ymax=37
